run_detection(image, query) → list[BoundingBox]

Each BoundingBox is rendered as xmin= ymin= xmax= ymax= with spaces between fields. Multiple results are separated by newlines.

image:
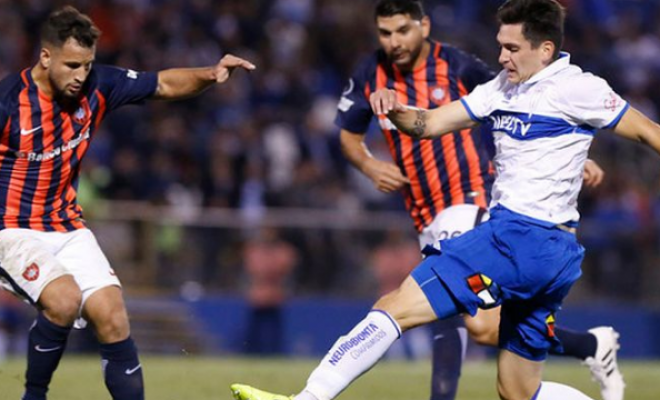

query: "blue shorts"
xmin=411 ymin=205 xmax=584 ymax=361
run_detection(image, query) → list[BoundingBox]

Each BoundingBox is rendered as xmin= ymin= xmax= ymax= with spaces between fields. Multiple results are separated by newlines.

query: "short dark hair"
xmin=497 ymin=0 xmax=565 ymax=58
xmin=41 ymin=6 xmax=101 ymax=48
xmin=375 ymin=0 xmax=425 ymax=21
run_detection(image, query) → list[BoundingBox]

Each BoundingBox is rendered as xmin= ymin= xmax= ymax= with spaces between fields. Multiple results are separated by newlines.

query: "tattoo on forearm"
xmin=411 ymin=109 xmax=426 ymax=139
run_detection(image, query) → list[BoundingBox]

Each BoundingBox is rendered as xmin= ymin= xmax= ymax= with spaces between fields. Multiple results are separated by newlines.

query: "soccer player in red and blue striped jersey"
xmin=335 ymin=1 xmax=621 ymax=400
xmin=0 ymin=6 xmax=254 ymax=400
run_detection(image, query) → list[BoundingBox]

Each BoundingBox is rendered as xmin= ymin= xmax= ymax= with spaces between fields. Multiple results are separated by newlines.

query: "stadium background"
xmin=1 ymin=0 xmax=660 ymax=364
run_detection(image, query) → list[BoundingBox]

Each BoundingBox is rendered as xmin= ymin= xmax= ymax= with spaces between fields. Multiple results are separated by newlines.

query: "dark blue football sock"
xmin=551 ymin=327 xmax=597 ymax=360
xmin=99 ymin=337 xmax=144 ymax=400
xmin=23 ymin=313 xmax=71 ymax=400
xmin=429 ymin=316 xmax=464 ymax=400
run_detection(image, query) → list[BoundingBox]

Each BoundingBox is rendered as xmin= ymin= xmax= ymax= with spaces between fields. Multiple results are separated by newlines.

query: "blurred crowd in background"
xmin=3 ymin=0 xmax=660 ymax=356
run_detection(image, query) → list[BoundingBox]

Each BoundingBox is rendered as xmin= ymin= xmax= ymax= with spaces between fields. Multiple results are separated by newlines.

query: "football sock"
xmin=533 ymin=381 xmax=595 ymax=400
xmin=100 ymin=337 xmax=144 ymax=400
xmin=429 ymin=316 xmax=466 ymax=400
xmin=551 ymin=327 xmax=597 ymax=360
xmin=23 ymin=313 xmax=71 ymax=400
xmin=296 ymin=310 xmax=401 ymax=400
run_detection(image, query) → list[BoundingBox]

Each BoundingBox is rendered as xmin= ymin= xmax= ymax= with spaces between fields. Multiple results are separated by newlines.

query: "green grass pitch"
xmin=1 ymin=356 xmax=658 ymax=399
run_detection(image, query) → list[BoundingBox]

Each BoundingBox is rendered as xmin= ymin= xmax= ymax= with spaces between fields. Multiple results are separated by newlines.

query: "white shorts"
xmin=418 ymin=204 xmax=490 ymax=249
xmin=0 ymin=228 xmax=121 ymax=308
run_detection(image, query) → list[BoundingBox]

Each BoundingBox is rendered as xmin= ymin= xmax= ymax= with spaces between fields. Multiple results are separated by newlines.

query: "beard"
xmin=50 ymin=77 xmax=82 ymax=111
xmin=388 ymin=44 xmax=422 ymax=71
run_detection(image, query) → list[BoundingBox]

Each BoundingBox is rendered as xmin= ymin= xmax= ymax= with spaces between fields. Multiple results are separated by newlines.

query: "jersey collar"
xmin=523 ymin=51 xmax=571 ymax=86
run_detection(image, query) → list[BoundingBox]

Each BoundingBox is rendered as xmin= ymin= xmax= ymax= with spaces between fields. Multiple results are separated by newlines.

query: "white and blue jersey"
xmin=411 ymin=54 xmax=628 ymax=361
xmin=461 ymin=53 xmax=628 ymax=224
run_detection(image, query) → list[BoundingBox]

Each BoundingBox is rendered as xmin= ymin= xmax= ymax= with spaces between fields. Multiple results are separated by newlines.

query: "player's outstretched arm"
xmin=369 ymin=88 xmax=476 ymax=139
xmin=153 ymin=54 xmax=256 ymax=100
xmin=612 ymin=106 xmax=660 ymax=155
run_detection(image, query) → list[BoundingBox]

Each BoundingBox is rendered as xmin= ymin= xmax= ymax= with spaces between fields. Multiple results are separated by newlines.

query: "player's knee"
xmin=41 ymin=287 xmax=82 ymax=327
xmin=469 ymin=323 xmax=498 ymax=346
xmin=373 ymin=278 xmax=432 ymax=332
xmin=496 ymin=382 xmax=515 ymax=400
xmin=93 ymin=308 xmax=130 ymax=343
xmin=373 ymin=289 xmax=409 ymax=328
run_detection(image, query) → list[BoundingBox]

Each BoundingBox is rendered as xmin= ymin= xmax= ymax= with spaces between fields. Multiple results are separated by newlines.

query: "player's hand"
xmin=363 ymin=158 xmax=410 ymax=193
xmin=583 ymin=159 xmax=604 ymax=188
xmin=214 ymin=54 xmax=256 ymax=84
xmin=370 ymin=88 xmax=407 ymax=116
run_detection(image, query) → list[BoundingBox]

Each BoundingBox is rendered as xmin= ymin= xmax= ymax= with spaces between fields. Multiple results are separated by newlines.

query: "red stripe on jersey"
xmin=94 ymin=89 xmax=107 ymax=128
xmin=433 ymin=53 xmax=465 ymax=207
xmin=0 ymin=117 xmax=11 ymax=224
xmin=375 ymin=66 xmax=398 ymax=164
xmin=393 ymin=67 xmax=432 ymax=228
xmin=456 ymin=80 xmax=488 ymax=208
xmin=67 ymin=98 xmax=93 ymax=230
xmin=58 ymin=112 xmax=84 ymax=229
xmin=27 ymin=92 xmax=58 ymax=231
xmin=413 ymin=60 xmax=446 ymax=223
xmin=375 ymin=65 xmax=418 ymax=227
xmin=376 ymin=64 xmax=417 ymax=223
xmin=46 ymin=110 xmax=79 ymax=231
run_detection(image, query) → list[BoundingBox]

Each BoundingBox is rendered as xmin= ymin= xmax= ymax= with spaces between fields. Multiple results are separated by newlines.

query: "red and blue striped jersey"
xmin=0 ymin=65 xmax=157 ymax=231
xmin=336 ymin=40 xmax=495 ymax=232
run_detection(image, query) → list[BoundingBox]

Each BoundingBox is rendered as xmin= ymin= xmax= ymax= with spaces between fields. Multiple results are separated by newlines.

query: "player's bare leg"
xmin=497 ymin=349 xmax=544 ymax=400
xmin=233 ymin=275 xmax=436 ymax=400
xmin=83 ymin=286 xmax=144 ymax=400
xmin=83 ymin=286 xmax=130 ymax=343
xmin=465 ymin=306 xmax=624 ymax=400
xmin=498 ymin=350 xmax=595 ymax=400
xmin=464 ymin=307 xmax=500 ymax=346
xmin=24 ymin=275 xmax=81 ymax=400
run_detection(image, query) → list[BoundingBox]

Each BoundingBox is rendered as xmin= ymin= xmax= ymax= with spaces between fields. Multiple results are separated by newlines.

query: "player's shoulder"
xmin=357 ymin=49 xmax=386 ymax=79
xmin=474 ymin=69 xmax=509 ymax=92
xmin=554 ymin=65 xmax=612 ymax=95
xmin=89 ymin=64 xmax=143 ymax=83
xmin=434 ymin=41 xmax=485 ymax=64
xmin=0 ymin=72 xmax=25 ymax=100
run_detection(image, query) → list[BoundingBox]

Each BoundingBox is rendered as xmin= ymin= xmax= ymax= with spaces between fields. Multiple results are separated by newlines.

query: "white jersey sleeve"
xmin=460 ymin=71 xmax=508 ymax=122
xmin=559 ymin=74 xmax=629 ymax=129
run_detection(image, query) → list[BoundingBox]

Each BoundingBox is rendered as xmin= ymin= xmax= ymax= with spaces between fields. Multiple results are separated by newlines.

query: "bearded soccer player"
xmin=230 ymin=0 xmax=659 ymax=399
xmin=0 ymin=6 xmax=254 ymax=400
xmin=334 ymin=1 xmax=622 ymax=400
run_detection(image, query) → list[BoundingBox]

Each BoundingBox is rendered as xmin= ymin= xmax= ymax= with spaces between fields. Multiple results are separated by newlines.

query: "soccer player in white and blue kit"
xmin=231 ymin=1 xmax=656 ymax=399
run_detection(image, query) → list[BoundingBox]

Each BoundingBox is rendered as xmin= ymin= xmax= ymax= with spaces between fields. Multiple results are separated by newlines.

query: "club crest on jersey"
xmin=72 ymin=102 xmax=91 ymax=125
xmin=73 ymin=107 xmax=86 ymax=123
xmin=22 ymin=263 xmax=40 ymax=281
xmin=604 ymin=92 xmax=622 ymax=112
xmin=467 ymin=273 xmax=500 ymax=309
xmin=429 ymin=86 xmax=446 ymax=106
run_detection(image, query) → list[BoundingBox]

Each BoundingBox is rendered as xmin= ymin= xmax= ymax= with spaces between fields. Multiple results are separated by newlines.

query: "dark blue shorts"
xmin=411 ymin=205 xmax=584 ymax=361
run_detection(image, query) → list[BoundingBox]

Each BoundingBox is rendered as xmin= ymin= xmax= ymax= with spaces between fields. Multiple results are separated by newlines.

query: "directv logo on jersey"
xmin=490 ymin=114 xmax=531 ymax=137
xmin=327 ymin=322 xmax=387 ymax=366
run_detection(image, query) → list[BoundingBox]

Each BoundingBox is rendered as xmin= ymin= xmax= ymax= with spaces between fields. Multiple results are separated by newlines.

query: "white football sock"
xmin=535 ymin=382 xmax=595 ymax=400
xmin=294 ymin=310 xmax=401 ymax=400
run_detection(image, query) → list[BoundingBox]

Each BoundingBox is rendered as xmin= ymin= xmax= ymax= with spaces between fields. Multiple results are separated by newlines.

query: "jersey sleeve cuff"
xmin=460 ymin=98 xmax=483 ymax=123
xmin=602 ymin=102 xmax=629 ymax=130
